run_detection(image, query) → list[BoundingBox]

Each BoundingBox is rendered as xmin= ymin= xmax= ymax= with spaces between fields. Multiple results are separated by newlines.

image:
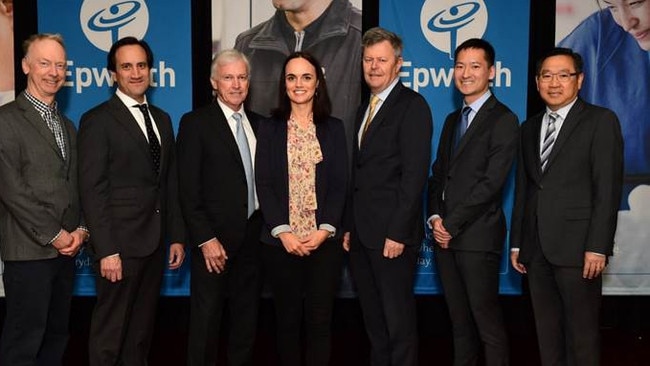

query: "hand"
xmin=583 ymin=251 xmax=606 ymax=279
xmin=342 ymin=232 xmax=350 ymax=252
xmin=510 ymin=250 xmax=527 ymax=274
xmin=301 ymin=230 xmax=330 ymax=251
xmin=278 ymin=232 xmax=310 ymax=256
xmin=58 ymin=229 xmax=87 ymax=256
xmin=100 ymin=255 xmax=123 ymax=282
xmin=431 ymin=218 xmax=452 ymax=249
xmin=383 ymin=238 xmax=405 ymax=259
xmin=168 ymin=243 xmax=185 ymax=270
xmin=200 ymin=239 xmax=228 ymax=273
xmin=51 ymin=229 xmax=73 ymax=251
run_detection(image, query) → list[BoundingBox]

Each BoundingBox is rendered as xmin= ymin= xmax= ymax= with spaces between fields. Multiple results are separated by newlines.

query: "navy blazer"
xmin=255 ymin=116 xmax=348 ymax=246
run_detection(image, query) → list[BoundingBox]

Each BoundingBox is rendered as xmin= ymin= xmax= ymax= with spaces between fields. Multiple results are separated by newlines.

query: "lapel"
xmin=149 ymin=104 xmax=171 ymax=175
xmin=17 ymin=93 xmax=65 ymax=161
xmin=450 ymin=95 xmax=497 ymax=164
xmin=526 ymin=112 xmax=544 ymax=182
xmin=107 ymin=96 xmax=157 ymax=173
xmin=543 ymin=99 xmax=586 ymax=173
xmin=358 ymin=82 xmax=403 ymax=149
xmin=209 ymin=103 xmax=247 ymax=170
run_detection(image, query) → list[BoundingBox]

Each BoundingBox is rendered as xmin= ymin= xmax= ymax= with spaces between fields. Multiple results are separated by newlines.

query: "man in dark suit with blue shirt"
xmin=177 ymin=49 xmax=264 ymax=366
xmin=347 ymin=27 xmax=432 ymax=366
xmin=428 ymin=38 xmax=518 ymax=366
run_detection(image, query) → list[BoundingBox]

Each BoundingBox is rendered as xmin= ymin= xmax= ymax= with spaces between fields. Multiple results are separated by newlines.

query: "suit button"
xmin=155 ymin=209 xmax=160 ymax=214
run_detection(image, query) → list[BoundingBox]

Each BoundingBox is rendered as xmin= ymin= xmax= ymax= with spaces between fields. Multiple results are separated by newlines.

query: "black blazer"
xmin=351 ymin=82 xmax=433 ymax=249
xmin=428 ymin=95 xmax=519 ymax=253
xmin=255 ymin=116 xmax=348 ymax=246
xmin=78 ymin=95 xmax=185 ymax=260
xmin=511 ymin=98 xmax=623 ymax=267
xmin=176 ymin=103 xmax=262 ymax=251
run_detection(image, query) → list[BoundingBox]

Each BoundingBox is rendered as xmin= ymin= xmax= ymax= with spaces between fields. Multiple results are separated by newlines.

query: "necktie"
xmin=135 ymin=104 xmax=161 ymax=175
xmin=454 ymin=106 xmax=472 ymax=149
xmin=540 ymin=112 xmax=559 ymax=172
xmin=361 ymin=94 xmax=380 ymax=142
xmin=233 ymin=112 xmax=255 ymax=217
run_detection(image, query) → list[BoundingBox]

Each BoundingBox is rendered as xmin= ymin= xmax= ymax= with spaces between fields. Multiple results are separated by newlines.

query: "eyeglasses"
xmin=538 ymin=72 xmax=579 ymax=83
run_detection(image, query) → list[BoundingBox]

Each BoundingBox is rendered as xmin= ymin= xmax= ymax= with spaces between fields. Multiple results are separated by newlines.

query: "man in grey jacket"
xmin=235 ymin=0 xmax=361 ymax=157
xmin=0 ymin=33 xmax=87 ymax=365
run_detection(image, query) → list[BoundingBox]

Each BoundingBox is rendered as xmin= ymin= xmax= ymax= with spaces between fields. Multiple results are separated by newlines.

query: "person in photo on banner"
xmin=0 ymin=33 xmax=88 ymax=365
xmin=0 ymin=0 xmax=14 ymax=105
xmin=428 ymin=38 xmax=518 ymax=366
xmin=78 ymin=37 xmax=186 ymax=366
xmin=558 ymin=0 xmax=650 ymax=179
xmin=177 ymin=49 xmax=264 ymax=366
xmin=346 ymin=27 xmax=432 ymax=366
xmin=255 ymin=51 xmax=347 ymax=366
xmin=234 ymin=0 xmax=361 ymax=162
xmin=510 ymin=48 xmax=623 ymax=366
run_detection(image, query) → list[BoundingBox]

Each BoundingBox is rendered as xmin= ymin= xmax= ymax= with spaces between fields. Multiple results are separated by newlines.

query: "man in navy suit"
xmin=511 ymin=48 xmax=623 ymax=366
xmin=347 ymin=27 xmax=432 ymax=366
xmin=177 ymin=49 xmax=264 ymax=366
xmin=428 ymin=38 xmax=518 ymax=366
xmin=79 ymin=37 xmax=185 ymax=366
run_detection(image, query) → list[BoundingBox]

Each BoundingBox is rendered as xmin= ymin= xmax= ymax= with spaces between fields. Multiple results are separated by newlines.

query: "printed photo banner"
xmin=380 ymin=0 xmax=531 ymax=294
xmin=37 ymin=0 xmax=192 ymax=296
xmin=556 ymin=1 xmax=650 ymax=295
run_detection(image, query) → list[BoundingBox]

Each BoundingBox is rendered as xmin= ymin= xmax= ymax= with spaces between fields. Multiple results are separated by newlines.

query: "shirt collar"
xmin=216 ymin=98 xmax=244 ymax=120
xmin=546 ymin=97 xmax=578 ymax=121
xmin=23 ymin=90 xmax=57 ymax=115
xmin=373 ymin=77 xmax=400 ymax=103
xmin=463 ymin=90 xmax=492 ymax=114
xmin=116 ymin=88 xmax=149 ymax=108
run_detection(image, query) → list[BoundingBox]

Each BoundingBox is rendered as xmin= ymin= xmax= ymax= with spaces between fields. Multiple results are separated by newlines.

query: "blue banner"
xmin=380 ymin=0 xmax=531 ymax=294
xmin=38 ymin=0 xmax=192 ymax=296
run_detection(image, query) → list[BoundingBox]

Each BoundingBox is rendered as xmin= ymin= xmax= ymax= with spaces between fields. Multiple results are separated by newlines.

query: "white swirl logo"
xmin=420 ymin=0 xmax=488 ymax=59
xmin=80 ymin=0 xmax=149 ymax=52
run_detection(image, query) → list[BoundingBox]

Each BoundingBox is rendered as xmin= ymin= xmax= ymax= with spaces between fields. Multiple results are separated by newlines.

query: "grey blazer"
xmin=0 ymin=92 xmax=82 ymax=261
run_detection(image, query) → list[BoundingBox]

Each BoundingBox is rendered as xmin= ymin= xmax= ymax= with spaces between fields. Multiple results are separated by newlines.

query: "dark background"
xmin=4 ymin=0 xmax=650 ymax=365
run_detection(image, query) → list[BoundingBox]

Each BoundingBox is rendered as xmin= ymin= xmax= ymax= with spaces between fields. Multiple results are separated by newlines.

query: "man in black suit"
xmin=177 ymin=49 xmax=263 ymax=366
xmin=0 ymin=33 xmax=87 ymax=365
xmin=79 ymin=37 xmax=185 ymax=366
xmin=428 ymin=38 xmax=518 ymax=366
xmin=511 ymin=48 xmax=623 ymax=366
xmin=346 ymin=27 xmax=432 ymax=366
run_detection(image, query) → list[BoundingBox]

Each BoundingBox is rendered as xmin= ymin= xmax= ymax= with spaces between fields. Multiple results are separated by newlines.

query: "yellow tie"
xmin=361 ymin=94 xmax=380 ymax=141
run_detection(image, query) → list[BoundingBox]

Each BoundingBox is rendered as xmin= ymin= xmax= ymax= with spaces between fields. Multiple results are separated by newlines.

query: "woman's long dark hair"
xmin=271 ymin=52 xmax=332 ymax=124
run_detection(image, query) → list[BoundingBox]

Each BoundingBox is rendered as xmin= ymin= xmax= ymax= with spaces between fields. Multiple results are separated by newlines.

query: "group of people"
xmin=0 ymin=12 xmax=624 ymax=366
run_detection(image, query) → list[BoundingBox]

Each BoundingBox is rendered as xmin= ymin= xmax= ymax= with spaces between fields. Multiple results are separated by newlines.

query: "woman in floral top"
xmin=255 ymin=52 xmax=348 ymax=366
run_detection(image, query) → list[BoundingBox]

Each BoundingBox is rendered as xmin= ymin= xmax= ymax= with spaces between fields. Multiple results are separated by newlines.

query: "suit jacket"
xmin=428 ymin=95 xmax=519 ymax=253
xmin=176 ymin=103 xmax=263 ymax=251
xmin=78 ymin=95 xmax=184 ymax=260
xmin=0 ymin=92 xmax=82 ymax=261
xmin=352 ymin=82 xmax=433 ymax=249
xmin=255 ymin=116 xmax=348 ymax=246
xmin=511 ymin=98 xmax=623 ymax=267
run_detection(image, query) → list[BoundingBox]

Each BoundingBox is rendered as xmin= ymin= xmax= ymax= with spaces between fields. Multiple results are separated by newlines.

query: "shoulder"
xmin=80 ymin=100 xmax=113 ymax=122
xmin=235 ymin=19 xmax=272 ymax=48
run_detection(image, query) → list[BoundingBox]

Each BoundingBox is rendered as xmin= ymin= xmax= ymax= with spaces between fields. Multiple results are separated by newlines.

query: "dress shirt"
xmin=115 ymin=88 xmax=161 ymax=143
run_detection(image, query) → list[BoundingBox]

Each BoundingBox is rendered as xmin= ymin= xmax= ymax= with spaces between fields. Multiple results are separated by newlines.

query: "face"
xmin=454 ymin=48 xmax=495 ymax=104
xmin=22 ymin=38 xmax=66 ymax=104
xmin=211 ymin=59 xmax=249 ymax=111
xmin=536 ymin=55 xmax=584 ymax=111
xmin=284 ymin=57 xmax=318 ymax=107
xmin=112 ymin=44 xmax=150 ymax=103
xmin=363 ymin=40 xmax=402 ymax=95
xmin=604 ymin=0 xmax=650 ymax=50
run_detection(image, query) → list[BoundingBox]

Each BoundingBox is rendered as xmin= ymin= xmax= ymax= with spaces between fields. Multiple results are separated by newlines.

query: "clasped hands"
xmin=51 ymin=228 xmax=88 ymax=257
xmin=278 ymin=230 xmax=331 ymax=257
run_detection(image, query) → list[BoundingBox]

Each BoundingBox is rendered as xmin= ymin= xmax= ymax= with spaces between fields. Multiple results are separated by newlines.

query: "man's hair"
xmin=272 ymin=51 xmax=331 ymax=124
xmin=22 ymin=33 xmax=65 ymax=57
xmin=535 ymin=47 xmax=583 ymax=75
xmin=455 ymin=38 xmax=495 ymax=67
xmin=107 ymin=36 xmax=154 ymax=72
xmin=362 ymin=27 xmax=403 ymax=58
xmin=210 ymin=49 xmax=250 ymax=79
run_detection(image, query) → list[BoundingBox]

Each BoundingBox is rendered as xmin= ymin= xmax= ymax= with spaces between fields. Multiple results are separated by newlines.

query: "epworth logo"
xmin=420 ymin=0 xmax=488 ymax=59
xmin=80 ymin=0 xmax=149 ymax=52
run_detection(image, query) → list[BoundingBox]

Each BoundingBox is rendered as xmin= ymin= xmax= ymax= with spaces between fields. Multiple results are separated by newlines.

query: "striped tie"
xmin=540 ymin=112 xmax=558 ymax=171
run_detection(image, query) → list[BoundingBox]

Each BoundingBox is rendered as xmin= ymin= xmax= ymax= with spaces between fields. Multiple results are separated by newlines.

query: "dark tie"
xmin=135 ymin=104 xmax=161 ymax=175
xmin=540 ymin=112 xmax=559 ymax=172
xmin=233 ymin=112 xmax=255 ymax=217
xmin=454 ymin=106 xmax=472 ymax=149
